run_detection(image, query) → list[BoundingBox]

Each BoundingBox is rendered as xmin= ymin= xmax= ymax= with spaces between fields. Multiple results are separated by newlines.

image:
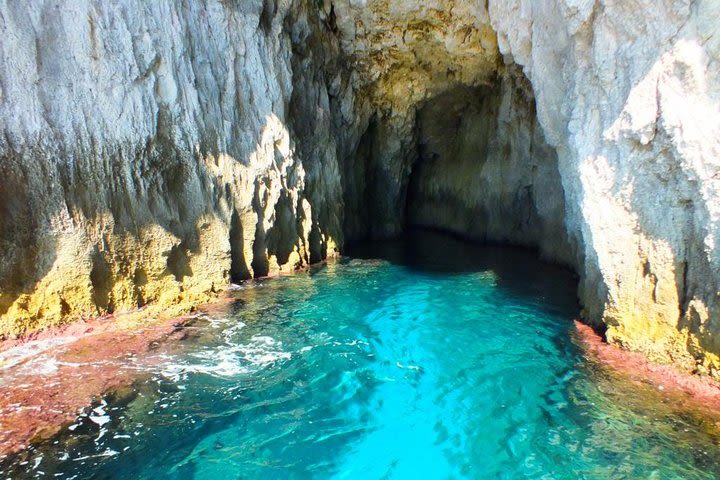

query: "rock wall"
xmin=0 ymin=0 xmax=357 ymax=336
xmin=490 ymin=0 xmax=720 ymax=371
xmin=406 ymin=66 xmax=574 ymax=266
xmin=331 ymin=0 xmax=500 ymax=241
xmin=333 ymin=1 xmax=574 ymax=266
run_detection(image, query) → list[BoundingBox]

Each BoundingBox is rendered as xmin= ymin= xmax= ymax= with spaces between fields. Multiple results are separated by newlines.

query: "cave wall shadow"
xmin=346 ymin=228 xmax=581 ymax=319
xmin=342 ymin=63 xmax=578 ymax=280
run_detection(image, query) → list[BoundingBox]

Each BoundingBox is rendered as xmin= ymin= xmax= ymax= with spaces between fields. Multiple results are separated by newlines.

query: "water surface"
xmin=3 ymin=232 xmax=720 ymax=479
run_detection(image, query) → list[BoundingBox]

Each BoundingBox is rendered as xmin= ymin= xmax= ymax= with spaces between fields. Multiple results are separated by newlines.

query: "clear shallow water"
xmin=3 ymin=232 xmax=720 ymax=479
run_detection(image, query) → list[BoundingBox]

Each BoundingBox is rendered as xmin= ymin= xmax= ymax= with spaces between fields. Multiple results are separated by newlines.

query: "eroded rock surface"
xmin=0 ymin=0 xmax=353 ymax=335
xmin=333 ymin=0 xmax=501 ymax=240
xmin=1 ymin=0 xmax=720 ymax=374
xmin=491 ymin=0 xmax=720 ymax=371
xmin=405 ymin=66 xmax=574 ymax=266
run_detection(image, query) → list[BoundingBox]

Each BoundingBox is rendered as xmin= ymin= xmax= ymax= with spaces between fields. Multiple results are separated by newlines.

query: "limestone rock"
xmin=490 ymin=0 xmax=720 ymax=371
xmin=0 ymin=0 xmax=351 ymax=336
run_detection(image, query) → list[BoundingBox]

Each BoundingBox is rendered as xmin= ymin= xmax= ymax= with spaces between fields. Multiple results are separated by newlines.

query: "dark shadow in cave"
xmin=404 ymin=84 xmax=500 ymax=239
xmin=346 ymin=228 xmax=580 ymax=318
xmin=347 ymin=65 xmax=578 ymax=273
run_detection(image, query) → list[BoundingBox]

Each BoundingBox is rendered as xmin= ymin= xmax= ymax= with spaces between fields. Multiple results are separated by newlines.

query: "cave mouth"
xmin=347 ymin=66 xmax=576 ymax=269
xmin=405 ymin=84 xmax=503 ymax=238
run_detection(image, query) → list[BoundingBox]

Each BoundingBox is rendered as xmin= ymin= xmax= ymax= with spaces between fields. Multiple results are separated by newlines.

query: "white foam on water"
xmin=0 ymin=337 xmax=77 ymax=372
xmin=72 ymin=449 xmax=119 ymax=462
xmin=157 ymin=330 xmax=291 ymax=381
xmin=89 ymin=400 xmax=111 ymax=428
xmin=89 ymin=416 xmax=110 ymax=427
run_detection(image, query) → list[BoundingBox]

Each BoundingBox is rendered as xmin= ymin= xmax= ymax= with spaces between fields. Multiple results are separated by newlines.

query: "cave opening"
xmin=346 ymin=66 xmax=577 ymax=270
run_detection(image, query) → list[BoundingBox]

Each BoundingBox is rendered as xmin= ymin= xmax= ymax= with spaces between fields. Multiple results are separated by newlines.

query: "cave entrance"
xmin=402 ymin=68 xmax=575 ymax=267
xmin=405 ymin=84 xmax=500 ymax=237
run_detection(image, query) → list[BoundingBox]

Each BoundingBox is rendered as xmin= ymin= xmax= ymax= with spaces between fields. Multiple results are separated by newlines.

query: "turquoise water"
xmin=3 ymin=232 xmax=720 ymax=479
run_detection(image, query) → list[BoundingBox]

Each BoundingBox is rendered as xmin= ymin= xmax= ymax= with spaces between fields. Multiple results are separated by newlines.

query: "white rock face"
xmin=0 ymin=0 xmax=354 ymax=335
xmin=491 ymin=0 xmax=720 ymax=368
xmin=1 ymin=0 xmax=719 ymax=372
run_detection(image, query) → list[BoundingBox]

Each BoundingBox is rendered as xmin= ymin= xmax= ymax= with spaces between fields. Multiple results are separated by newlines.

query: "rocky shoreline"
xmin=0 ymin=311 xmax=201 ymax=457
xmin=574 ymin=321 xmax=720 ymax=419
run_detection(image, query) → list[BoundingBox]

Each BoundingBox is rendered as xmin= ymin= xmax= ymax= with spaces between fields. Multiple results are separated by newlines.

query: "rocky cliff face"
xmin=491 ymin=0 xmax=720 ymax=372
xmin=332 ymin=1 xmax=576 ymax=266
xmin=1 ymin=0 xmax=720 ymax=374
xmin=0 ymin=0 xmax=357 ymax=335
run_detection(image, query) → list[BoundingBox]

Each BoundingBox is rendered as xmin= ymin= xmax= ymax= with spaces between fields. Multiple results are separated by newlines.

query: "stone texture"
xmin=0 ymin=0 xmax=352 ymax=336
xmin=406 ymin=65 xmax=575 ymax=267
xmin=333 ymin=1 xmax=574 ymax=267
xmin=332 ymin=0 xmax=500 ymax=240
xmin=490 ymin=0 xmax=720 ymax=372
